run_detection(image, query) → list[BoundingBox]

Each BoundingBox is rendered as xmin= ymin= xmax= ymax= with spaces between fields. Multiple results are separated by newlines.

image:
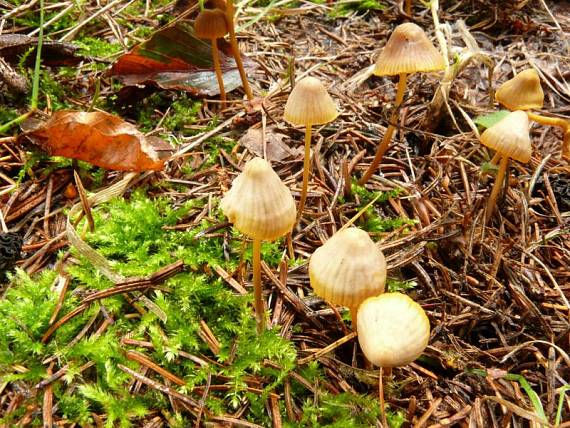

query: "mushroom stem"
xmin=379 ymin=367 xmax=388 ymax=428
xmin=485 ymin=155 xmax=509 ymax=224
xmin=252 ymin=238 xmax=266 ymax=334
xmin=563 ymin=129 xmax=570 ymax=159
xmin=490 ymin=152 xmax=501 ymax=165
xmin=526 ymin=112 xmax=569 ymax=131
xmin=360 ymin=73 xmax=408 ymax=185
xmin=297 ymin=124 xmax=312 ymax=220
xmin=350 ymin=306 xmax=358 ymax=333
xmin=211 ymin=41 xmax=226 ymax=108
xmin=226 ymin=0 xmax=253 ymax=101
xmin=404 ymin=0 xmax=411 ymax=14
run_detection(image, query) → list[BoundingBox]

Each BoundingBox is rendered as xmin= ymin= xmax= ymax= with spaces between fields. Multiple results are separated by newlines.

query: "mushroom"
xmin=480 ymin=110 xmax=531 ymax=224
xmin=283 ymin=76 xmax=338 ymax=219
xmin=225 ymin=0 xmax=253 ymax=100
xmin=356 ymin=292 xmax=430 ymax=425
xmin=496 ymin=68 xmax=569 ymax=158
xmin=221 ymin=157 xmax=296 ymax=333
xmin=309 ymin=227 xmax=386 ymax=329
xmin=360 ymin=23 xmax=445 ymax=185
xmin=194 ymin=8 xmax=229 ymax=108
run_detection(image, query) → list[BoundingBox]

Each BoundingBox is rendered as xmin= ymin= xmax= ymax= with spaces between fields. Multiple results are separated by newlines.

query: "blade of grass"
xmin=555 ymin=385 xmax=570 ymax=426
xmin=503 ymin=373 xmax=548 ymax=425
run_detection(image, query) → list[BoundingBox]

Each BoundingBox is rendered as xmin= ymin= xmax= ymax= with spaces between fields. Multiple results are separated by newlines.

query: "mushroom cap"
xmin=373 ymin=23 xmax=445 ymax=76
xmin=283 ymin=76 xmax=339 ymax=126
xmin=194 ymin=8 xmax=228 ymax=39
xmin=480 ymin=110 xmax=532 ymax=163
xmin=357 ymin=293 xmax=430 ymax=368
xmin=309 ymin=227 xmax=387 ymax=308
xmin=220 ymin=157 xmax=296 ymax=241
xmin=495 ymin=69 xmax=544 ymax=111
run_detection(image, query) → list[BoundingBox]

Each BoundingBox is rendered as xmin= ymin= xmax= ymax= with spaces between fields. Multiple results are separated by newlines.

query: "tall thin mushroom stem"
xmin=252 ymin=238 xmax=265 ymax=334
xmin=226 ymin=0 xmax=253 ymax=101
xmin=360 ymin=73 xmax=408 ymax=185
xmin=349 ymin=306 xmax=358 ymax=333
xmin=297 ymin=124 xmax=312 ymax=220
xmin=404 ymin=0 xmax=411 ymax=15
xmin=485 ymin=155 xmax=509 ymax=224
xmin=379 ymin=367 xmax=388 ymax=427
xmin=211 ymin=40 xmax=226 ymax=108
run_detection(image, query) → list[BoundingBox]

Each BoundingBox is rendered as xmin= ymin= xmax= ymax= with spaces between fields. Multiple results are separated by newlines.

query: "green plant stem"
xmin=226 ymin=0 xmax=253 ymax=101
xmin=360 ymin=73 xmax=408 ymax=185
xmin=485 ymin=155 xmax=509 ymax=225
xmin=211 ymin=40 xmax=226 ymax=108
xmin=31 ymin=0 xmax=45 ymax=109
xmin=297 ymin=125 xmax=312 ymax=220
xmin=252 ymin=238 xmax=265 ymax=334
xmin=0 ymin=111 xmax=34 ymax=135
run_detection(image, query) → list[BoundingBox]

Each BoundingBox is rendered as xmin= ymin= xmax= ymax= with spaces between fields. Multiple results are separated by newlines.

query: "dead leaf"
xmin=0 ymin=34 xmax=81 ymax=66
xmin=109 ymin=20 xmax=254 ymax=96
xmin=22 ymin=111 xmax=171 ymax=172
xmin=238 ymin=127 xmax=300 ymax=162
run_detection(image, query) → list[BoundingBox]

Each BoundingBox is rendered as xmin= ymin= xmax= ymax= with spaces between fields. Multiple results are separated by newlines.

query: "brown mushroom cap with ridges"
xmin=480 ymin=110 xmax=532 ymax=163
xmin=220 ymin=157 xmax=296 ymax=241
xmin=283 ymin=76 xmax=339 ymax=126
xmin=373 ymin=23 xmax=445 ymax=76
xmin=194 ymin=8 xmax=228 ymax=40
xmin=495 ymin=69 xmax=544 ymax=111
xmin=357 ymin=293 xmax=430 ymax=368
xmin=309 ymin=227 xmax=387 ymax=309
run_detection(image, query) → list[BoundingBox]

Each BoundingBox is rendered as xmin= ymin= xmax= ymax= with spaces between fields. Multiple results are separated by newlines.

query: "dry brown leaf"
xmin=23 ymin=111 xmax=171 ymax=171
xmin=238 ymin=127 xmax=300 ymax=162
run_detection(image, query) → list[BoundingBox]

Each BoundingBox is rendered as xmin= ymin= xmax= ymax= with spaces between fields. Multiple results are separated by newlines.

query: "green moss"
xmin=329 ymin=0 xmax=385 ymax=18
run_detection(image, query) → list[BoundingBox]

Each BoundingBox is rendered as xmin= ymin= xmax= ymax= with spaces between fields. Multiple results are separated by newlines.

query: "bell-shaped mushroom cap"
xmin=373 ymin=23 xmax=445 ymax=76
xmin=194 ymin=8 xmax=228 ymax=39
xmin=357 ymin=293 xmax=430 ymax=368
xmin=220 ymin=157 xmax=296 ymax=241
xmin=283 ymin=77 xmax=339 ymax=126
xmin=309 ymin=227 xmax=387 ymax=308
xmin=480 ymin=110 xmax=532 ymax=163
xmin=495 ymin=69 xmax=544 ymax=111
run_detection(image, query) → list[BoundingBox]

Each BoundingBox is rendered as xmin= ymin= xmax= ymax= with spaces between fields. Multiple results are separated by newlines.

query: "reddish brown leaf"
xmin=23 ymin=111 xmax=171 ymax=172
xmin=109 ymin=21 xmax=253 ymax=96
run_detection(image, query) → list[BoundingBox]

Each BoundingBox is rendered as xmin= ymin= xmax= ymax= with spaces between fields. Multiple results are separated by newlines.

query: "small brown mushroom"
xmin=480 ymin=110 xmax=532 ymax=224
xmin=360 ymin=23 xmax=445 ymax=185
xmin=221 ymin=157 xmax=296 ymax=333
xmin=194 ymin=8 xmax=229 ymax=108
xmin=283 ymin=76 xmax=338 ymax=219
xmin=496 ymin=68 xmax=569 ymax=158
xmin=309 ymin=227 xmax=387 ymax=329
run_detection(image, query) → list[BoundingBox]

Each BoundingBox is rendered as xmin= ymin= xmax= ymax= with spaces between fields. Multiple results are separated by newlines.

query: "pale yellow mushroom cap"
xmin=495 ymin=69 xmax=544 ymax=111
xmin=480 ymin=110 xmax=532 ymax=163
xmin=220 ymin=158 xmax=296 ymax=241
xmin=283 ymin=76 xmax=339 ymax=126
xmin=373 ymin=23 xmax=445 ymax=76
xmin=309 ymin=227 xmax=387 ymax=308
xmin=194 ymin=8 xmax=228 ymax=39
xmin=357 ymin=293 xmax=430 ymax=368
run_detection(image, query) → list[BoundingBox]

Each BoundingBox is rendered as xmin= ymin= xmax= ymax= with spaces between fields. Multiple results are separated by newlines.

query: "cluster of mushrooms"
xmin=193 ymin=2 xmax=569 ymax=418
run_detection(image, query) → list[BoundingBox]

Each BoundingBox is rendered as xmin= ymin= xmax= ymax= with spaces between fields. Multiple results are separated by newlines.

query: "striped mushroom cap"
xmin=309 ymin=227 xmax=386 ymax=309
xmin=220 ymin=157 xmax=296 ymax=241
xmin=373 ymin=23 xmax=445 ymax=76
xmin=284 ymin=76 xmax=339 ymax=126
xmin=480 ymin=110 xmax=532 ymax=163
xmin=496 ymin=69 xmax=544 ymax=111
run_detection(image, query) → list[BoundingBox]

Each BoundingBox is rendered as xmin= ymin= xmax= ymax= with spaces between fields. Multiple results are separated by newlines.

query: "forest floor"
xmin=0 ymin=0 xmax=569 ymax=427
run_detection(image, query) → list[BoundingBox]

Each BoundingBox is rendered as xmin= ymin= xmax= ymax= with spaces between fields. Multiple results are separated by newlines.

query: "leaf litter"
xmin=0 ymin=0 xmax=569 ymax=427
